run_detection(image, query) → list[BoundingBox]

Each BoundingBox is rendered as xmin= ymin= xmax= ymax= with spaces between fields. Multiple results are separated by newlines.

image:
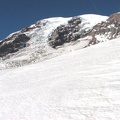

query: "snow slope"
xmin=0 ymin=37 xmax=120 ymax=120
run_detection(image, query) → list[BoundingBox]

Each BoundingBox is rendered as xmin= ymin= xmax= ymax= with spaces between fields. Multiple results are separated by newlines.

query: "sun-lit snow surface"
xmin=0 ymin=37 xmax=120 ymax=120
xmin=79 ymin=14 xmax=108 ymax=31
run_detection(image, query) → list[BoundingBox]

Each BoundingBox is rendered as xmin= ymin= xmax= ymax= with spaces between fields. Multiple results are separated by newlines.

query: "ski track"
xmin=0 ymin=38 xmax=120 ymax=120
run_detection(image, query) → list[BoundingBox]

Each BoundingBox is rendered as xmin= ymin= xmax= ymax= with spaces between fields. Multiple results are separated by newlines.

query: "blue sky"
xmin=0 ymin=0 xmax=120 ymax=40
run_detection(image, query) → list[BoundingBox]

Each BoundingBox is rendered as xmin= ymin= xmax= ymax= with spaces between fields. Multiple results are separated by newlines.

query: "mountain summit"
xmin=0 ymin=13 xmax=120 ymax=69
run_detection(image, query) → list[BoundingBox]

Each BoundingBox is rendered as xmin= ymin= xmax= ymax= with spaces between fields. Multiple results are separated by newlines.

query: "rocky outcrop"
xmin=0 ymin=19 xmax=47 ymax=57
xmin=89 ymin=13 xmax=120 ymax=40
xmin=107 ymin=12 xmax=120 ymax=22
xmin=21 ymin=20 xmax=47 ymax=33
xmin=0 ymin=34 xmax=30 ymax=57
xmin=48 ymin=16 xmax=100 ymax=48
xmin=48 ymin=17 xmax=82 ymax=48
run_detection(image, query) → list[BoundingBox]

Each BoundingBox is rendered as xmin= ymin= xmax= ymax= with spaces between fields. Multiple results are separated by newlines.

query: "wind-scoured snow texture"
xmin=0 ymin=14 xmax=108 ymax=69
xmin=0 ymin=38 xmax=120 ymax=120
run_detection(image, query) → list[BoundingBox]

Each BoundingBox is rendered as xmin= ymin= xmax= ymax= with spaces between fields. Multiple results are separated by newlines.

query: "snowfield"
xmin=0 ymin=37 xmax=120 ymax=120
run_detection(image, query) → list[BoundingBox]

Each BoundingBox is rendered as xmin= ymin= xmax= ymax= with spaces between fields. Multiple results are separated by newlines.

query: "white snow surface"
xmin=0 ymin=37 xmax=120 ymax=120
xmin=79 ymin=14 xmax=108 ymax=31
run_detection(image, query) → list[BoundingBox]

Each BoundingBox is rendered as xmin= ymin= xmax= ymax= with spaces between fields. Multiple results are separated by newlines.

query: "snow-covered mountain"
xmin=0 ymin=13 xmax=120 ymax=69
xmin=0 ymin=12 xmax=120 ymax=120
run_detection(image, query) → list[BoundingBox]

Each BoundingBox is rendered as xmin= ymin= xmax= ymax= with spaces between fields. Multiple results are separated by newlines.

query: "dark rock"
xmin=107 ymin=13 xmax=120 ymax=23
xmin=0 ymin=34 xmax=30 ymax=57
xmin=48 ymin=17 xmax=82 ymax=48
